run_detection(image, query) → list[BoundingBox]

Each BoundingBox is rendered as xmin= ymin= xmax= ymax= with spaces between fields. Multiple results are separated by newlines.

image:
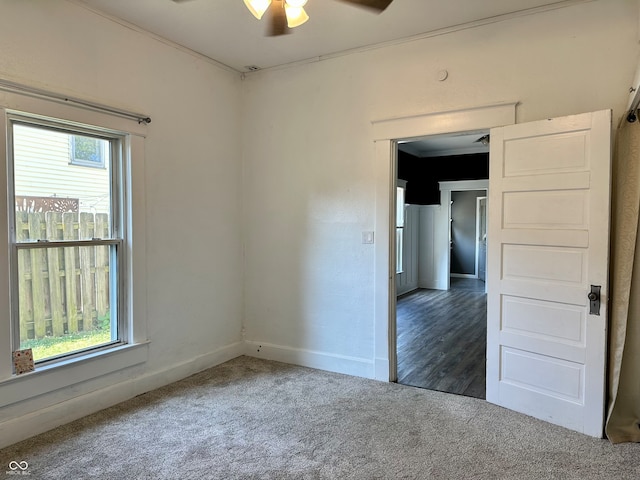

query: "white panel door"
xmin=486 ymin=110 xmax=611 ymax=437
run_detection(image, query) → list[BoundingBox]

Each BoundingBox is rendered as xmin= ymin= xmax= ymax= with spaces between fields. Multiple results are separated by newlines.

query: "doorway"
xmin=394 ymin=138 xmax=489 ymax=399
xmin=370 ymin=102 xmax=516 ymax=384
xmin=373 ymin=106 xmax=610 ymax=436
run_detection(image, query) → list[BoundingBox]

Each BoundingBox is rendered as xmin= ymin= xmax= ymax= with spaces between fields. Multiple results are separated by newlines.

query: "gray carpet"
xmin=1 ymin=356 xmax=639 ymax=479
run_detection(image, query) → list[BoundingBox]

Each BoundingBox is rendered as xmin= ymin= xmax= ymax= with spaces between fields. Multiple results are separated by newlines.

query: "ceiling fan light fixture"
xmin=243 ymin=0 xmax=393 ymax=36
xmin=244 ymin=0 xmax=272 ymax=19
xmin=285 ymin=5 xmax=309 ymax=28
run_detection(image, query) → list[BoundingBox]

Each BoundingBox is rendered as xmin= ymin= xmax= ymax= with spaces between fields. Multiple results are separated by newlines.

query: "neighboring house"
xmin=13 ymin=123 xmax=110 ymax=214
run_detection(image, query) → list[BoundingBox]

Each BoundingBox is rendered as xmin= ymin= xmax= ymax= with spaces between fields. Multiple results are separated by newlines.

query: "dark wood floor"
xmin=396 ymin=278 xmax=487 ymax=399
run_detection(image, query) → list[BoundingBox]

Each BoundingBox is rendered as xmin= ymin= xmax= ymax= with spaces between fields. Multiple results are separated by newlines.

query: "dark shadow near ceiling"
xmin=397 ymin=151 xmax=489 ymax=205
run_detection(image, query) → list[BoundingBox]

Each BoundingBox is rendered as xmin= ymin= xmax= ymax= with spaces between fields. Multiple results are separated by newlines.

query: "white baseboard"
xmin=244 ymin=341 xmax=375 ymax=379
xmin=397 ymin=286 xmax=418 ymax=297
xmin=0 ymin=341 xmax=244 ymax=449
xmin=1 ymin=340 xmax=385 ymax=449
xmin=418 ymin=278 xmax=443 ymax=290
xmin=450 ymin=273 xmax=478 ymax=279
xmin=374 ymin=357 xmax=391 ymax=382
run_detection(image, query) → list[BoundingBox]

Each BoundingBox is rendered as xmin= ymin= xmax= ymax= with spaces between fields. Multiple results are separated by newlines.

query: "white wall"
xmin=242 ymin=0 xmax=639 ymax=376
xmin=0 ymin=0 xmax=243 ymax=446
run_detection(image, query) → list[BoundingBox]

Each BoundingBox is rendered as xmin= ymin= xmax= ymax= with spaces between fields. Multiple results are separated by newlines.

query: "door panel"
xmin=501 ymin=348 xmax=584 ymax=401
xmin=502 ymin=131 xmax=589 ymax=176
xmin=487 ymin=110 xmax=611 ymax=437
xmin=501 ymin=296 xmax=585 ymax=345
xmin=503 ymin=190 xmax=588 ymax=228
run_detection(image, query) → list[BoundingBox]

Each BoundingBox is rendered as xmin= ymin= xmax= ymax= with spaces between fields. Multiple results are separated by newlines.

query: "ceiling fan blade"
xmin=267 ymin=0 xmax=290 ymax=36
xmin=336 ymin=0 xmax=394 ymax=12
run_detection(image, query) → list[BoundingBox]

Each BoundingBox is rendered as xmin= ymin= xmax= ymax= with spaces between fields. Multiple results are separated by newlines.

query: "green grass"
xmin=21 ymin=329 xmax=112 ymax=362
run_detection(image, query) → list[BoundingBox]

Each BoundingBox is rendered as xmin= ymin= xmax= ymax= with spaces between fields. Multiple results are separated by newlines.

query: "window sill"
xmin=0 ymin=341 xmax=149 ymax=409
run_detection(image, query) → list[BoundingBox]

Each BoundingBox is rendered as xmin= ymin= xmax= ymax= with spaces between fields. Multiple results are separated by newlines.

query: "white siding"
xmin=13 ymin=124 xmax=110 ymax=213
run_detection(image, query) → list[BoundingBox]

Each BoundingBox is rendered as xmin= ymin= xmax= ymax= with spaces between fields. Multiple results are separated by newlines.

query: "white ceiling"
xmin=73 ymin=0 xmax=576 ymax=155
xmin=399 ymin=130 xmax=490 ymax=158
xmin=75 ymin=0 xmax=581 ymax=73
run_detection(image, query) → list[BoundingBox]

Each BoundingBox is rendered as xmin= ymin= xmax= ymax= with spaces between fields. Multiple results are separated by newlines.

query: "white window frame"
xmin=0 ymin=91 xmax=148 ymax=408
xmin=9 ymin=115 xmax=125 ymax=364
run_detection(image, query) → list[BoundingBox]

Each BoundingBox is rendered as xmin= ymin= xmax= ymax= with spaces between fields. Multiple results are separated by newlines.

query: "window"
xmin=70 ymin=134 xmax=107 ymax=168
xmin=0 ymin=92 xmax=147 ymax=409
xmin=9 ymin=116 xmax=124 ymax=365
xmin=396 ymin=181 xmax=406 ymax=274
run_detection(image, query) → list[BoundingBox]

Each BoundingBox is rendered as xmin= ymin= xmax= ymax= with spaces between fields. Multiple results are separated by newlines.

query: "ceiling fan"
xmin=245 ymin=0 xmax=394 ymax=36
xmin=474 ymin=134 xmax=490 ymax=146
xmin=172 ymin=0 xmax=394 ymax=36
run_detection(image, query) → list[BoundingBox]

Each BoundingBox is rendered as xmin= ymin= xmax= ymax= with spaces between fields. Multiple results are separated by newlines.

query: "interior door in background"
xmin=451 ymin=190 xmax=486 ymax=278
xmin=486 ymin=110 xmax=611 ymax=437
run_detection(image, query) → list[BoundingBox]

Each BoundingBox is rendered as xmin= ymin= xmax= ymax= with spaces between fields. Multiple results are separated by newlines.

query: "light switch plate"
xmin=362 ymin=231 xmax=374 ymax=244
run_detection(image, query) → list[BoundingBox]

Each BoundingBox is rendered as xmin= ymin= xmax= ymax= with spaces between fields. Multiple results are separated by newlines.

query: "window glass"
xmin=16 ymin=246 xmax=116 ymax=361
xmin=396 ymin=186 xmax=405 ymax=228
xmin=11 ymin=120 xmax=121 ymax=363
xmin=13 ymin=124 xmax=112 ymax=240
xmin=396 ymin=185 xmax=406 ymax=274
xmin=396 ymin=228 xmax=404 ymax=274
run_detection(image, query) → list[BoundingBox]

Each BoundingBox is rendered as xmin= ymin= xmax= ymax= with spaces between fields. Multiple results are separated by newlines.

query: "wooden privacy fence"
xmin=16 ymin=211 xmax=110 ymax=341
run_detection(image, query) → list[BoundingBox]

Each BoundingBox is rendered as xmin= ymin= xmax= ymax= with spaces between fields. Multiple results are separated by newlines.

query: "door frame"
xmin=371 ymin=102 xmax=517 ymax=381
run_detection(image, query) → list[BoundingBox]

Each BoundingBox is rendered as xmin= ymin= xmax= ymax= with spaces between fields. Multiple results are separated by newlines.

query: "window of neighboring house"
xmin=70 ymin=134 xmax=107 ymax=168
xmin=396 ymin=181 xmax=407 ymax=274
xmin=9 ymin=118 xmax=123 ymax=365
